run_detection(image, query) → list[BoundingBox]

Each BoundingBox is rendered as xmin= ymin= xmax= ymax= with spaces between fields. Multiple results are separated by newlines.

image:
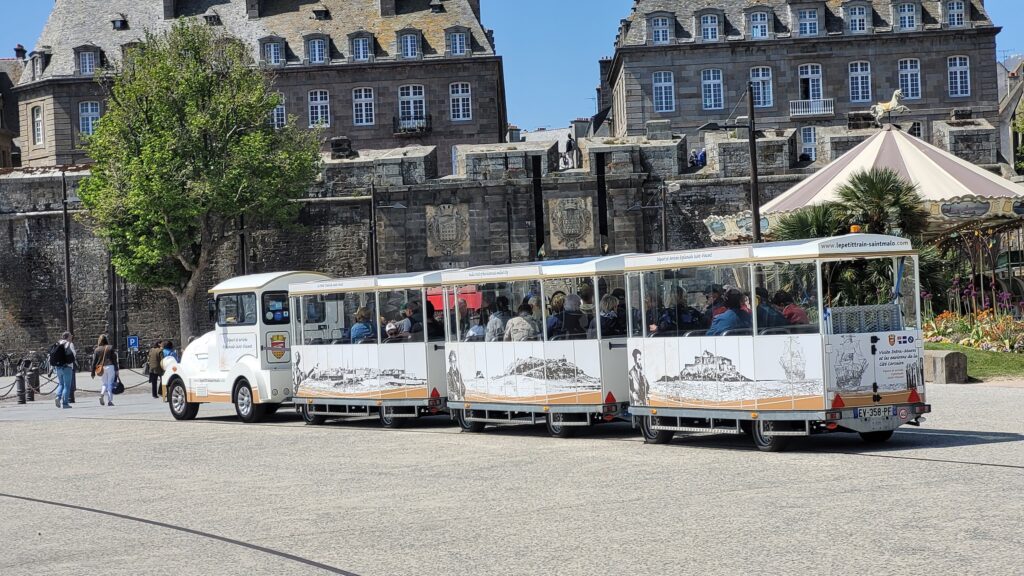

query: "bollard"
xmin=69 ymin=370 xmax=76 ymax=403
xmin=26 ymin=367 xmax=35 ymax=402
xmin=15 ymin=371 xmax=26 ymax=404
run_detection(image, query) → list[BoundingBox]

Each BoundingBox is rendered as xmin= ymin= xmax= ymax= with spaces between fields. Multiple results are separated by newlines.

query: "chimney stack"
xmin=379 ymin=0 xmax=396 ymax=17
xmin=246 ymin=0 xmax=261 ymax=19
xmin=14 ymin=44 xmax=26 ymax=61
xmin=163 ymin=0 xmax=175 ymax=19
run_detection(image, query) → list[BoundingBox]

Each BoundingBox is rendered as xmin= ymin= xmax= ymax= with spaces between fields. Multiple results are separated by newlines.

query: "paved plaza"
xmin=1 ymin=380 xmax=1022 ymax=575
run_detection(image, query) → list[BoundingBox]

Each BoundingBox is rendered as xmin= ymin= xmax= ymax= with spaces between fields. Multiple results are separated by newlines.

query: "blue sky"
xmin=1 ymin=1 xmax=1021 ymax=130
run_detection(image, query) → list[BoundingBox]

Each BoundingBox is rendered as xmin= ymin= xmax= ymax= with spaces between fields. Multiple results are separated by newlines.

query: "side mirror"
xmin=207 ymin=298 xmax=217 ymax=323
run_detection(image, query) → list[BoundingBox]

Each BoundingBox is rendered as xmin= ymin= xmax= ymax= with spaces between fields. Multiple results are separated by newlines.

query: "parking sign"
xmin=127 ymin=336 xmax=139 ymax=351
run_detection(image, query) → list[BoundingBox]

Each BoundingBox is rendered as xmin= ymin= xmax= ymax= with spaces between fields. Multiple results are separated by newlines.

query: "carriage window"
xmin=542 ymin=278 xmax=596 ymax=341
xmin=823 ymin=256 xmax=918 ymax=334
xmin=640 ymin=264 xmax=752 ymax=337
xmin=456 ymin=280 xmax=541 ymax=342
xmin=378 ymin=288 xmax=440 ymax=343
xmin=262 ymin=291 xmax=291 ymax=325
xmin=300 ymin=292 xmax=376 ymax=345
xmin=753 ymin=262 xmax=819 ymax=335
xmin=626 ymin=273 xmax=643 ymax=337
xmin=217 ymin=293 xmax=258 ymax=326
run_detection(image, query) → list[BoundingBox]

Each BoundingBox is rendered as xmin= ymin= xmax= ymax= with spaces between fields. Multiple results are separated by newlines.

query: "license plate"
xmin=855 ymin=406 xmax=895 ymax=419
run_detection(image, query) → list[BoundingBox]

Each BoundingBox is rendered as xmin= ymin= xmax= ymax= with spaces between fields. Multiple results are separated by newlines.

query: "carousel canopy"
xmin=706 ymin=126 xmax=1024 ymax=242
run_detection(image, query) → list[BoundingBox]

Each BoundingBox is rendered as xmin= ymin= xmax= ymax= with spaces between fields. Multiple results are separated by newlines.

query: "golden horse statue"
xmin=870 ymin=89 xmax=910 ymax=123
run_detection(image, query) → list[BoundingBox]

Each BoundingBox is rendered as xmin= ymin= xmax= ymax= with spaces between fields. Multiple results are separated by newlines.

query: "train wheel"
xmin=641 ymin=415 xmax=674 ymax=444
xmin=168 ymin=380 xmax=199 ymax=421
xmin=546 ymin=413 xmax=576 ymax=438
xmin=458 ymin=409 xmax=486 ymax=433
xmin=379 ymin=409 xmax=405 ymax=429
xmin=859 ymin=430 xmax=894 ymax=444
xmin=751 ymin=420 xmax=789 ymax=452
xmin=234 ymin=380 xmax=266 ymax=424
xmin=300 ymin=404 xmax=325 ymax=426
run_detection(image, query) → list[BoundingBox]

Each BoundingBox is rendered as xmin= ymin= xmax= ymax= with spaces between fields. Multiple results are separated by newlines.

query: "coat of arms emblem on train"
xmin=426 ymin=203 xmax=469 ymax=257
xmin=550 ymin=197 xmax=593 ymax=249
xmin=270 ymin=334 xmax=287 ymax=360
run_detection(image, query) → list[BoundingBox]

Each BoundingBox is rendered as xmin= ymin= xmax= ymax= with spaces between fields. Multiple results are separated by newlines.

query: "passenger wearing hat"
xmin=707 ymin=287 xmax=753 ymax=336
xmin=704 ymin=284 xmax=727 ymax=319
xmin=384 ymin=321 xmax=405 ymax=343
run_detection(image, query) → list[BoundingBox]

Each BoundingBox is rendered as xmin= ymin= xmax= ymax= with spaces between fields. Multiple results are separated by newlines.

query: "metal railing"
xmin=789 ymin=98 xmax=835 ymax=117
xmin=393 ymin=114 xmax=432 ymax=135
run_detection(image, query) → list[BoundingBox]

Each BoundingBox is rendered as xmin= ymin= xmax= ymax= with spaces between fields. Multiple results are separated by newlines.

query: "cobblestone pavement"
xmin=1 ymin=383 xmax=1022 ymax=576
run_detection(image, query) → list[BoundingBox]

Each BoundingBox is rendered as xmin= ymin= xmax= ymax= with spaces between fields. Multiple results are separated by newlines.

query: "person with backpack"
xmin=147 ymin=341 xmax=165 ymax=398
xmin=91 ymin=334 xmax=120 ymax=407
xmin=50 ymin=332 xmax=76 ymax=409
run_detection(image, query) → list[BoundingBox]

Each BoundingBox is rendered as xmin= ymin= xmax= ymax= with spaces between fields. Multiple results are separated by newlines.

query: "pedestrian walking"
xmin=49 ymin=332 xmax=76 ymax=409
xmin=92 ymin=334 xmax=120 ymax=407
xmin=162 ymin=340 xmax=179 ymax=362
xmin=147 ymin=341 xmax=165 ymax=398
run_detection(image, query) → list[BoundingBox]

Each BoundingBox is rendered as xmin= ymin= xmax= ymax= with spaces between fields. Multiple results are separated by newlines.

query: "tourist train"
xmin=162 ymin=234 xmax=930 ymax=451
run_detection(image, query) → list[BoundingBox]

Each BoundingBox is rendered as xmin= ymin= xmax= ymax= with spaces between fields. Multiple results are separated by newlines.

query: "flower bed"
xmin=924 ymin=310 xmax=1024 ymax=353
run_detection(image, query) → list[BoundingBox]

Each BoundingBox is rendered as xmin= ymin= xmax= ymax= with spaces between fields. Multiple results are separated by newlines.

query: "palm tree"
xmin=773 ymin=202 xmax=846 ymax=241
xmin=834 ymin=167 xmax=929 ymax=238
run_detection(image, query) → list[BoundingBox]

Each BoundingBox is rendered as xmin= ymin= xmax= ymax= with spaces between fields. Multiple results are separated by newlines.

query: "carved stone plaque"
xmin=426 ymin=203 xmax=470 ymax=257
xmin=548 ymin=197 xmax=594 ymax=250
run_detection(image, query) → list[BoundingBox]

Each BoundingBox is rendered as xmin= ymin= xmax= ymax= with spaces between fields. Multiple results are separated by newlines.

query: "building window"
xmin=898 ymin=3 xmax=917 ymax=30
xmin=270 ymin=98 xmax=286 ymax=129
xmin=31 ymin=57 xmax=41 ymax=80
xmin=798 ymin=9 xmax=818 ymax=36
xmin=849 ymin=61 xmax=872 ymax=103
xmin=308 ymin=90 xmax=330 ymax=127
xmin=31 ymin=106 xmax=43 ymax=145
xmin=948 ymin=55 xmax=970 ymax=97
xmin=653 ymin=71 xmax=675 ymax=112
xmin=848 ymin=6 xmax=868 ymax=33
xmin=450 ymin=82 xmax=472 ymax=121
xmin=947 ymin=1 xmax=965 ymax=27
xmin=79 ymin=51 xmax=96 ymax=75
xmin=909 ymin=122 xmax=922 ymax=138
xmin=401 ymin=34 xmax=419 ymax=59
xmin=79 ymin=101 xmax=100 ymax=136
xmin=264 ymin=42 xmax=282 ymax=65
xmin=798 ymin=64 xmax=823 ymax=100
xmin=750 ymin=12 xmax=769 ymax=39
xmin=651 ymin=17 xmax=671 ymax=44
xmin=750 ymin=67 xmax=773 ymax=108
xmin=449 ymin=32 xmax=467 ymax=56
xmin=353 ymin=88 xmax=374 ymax=126
xmin=399 ymin=85 xmax=426 ymax=127
xmin=307 ymin=38 xmax=326 ymax=64
xmin=352 ymin=37 xmax=371 ymax=61
xmin=701 ymin=15 xmax=719 ymax=41
xmin=801 ymin=127 xmax=817 ymax=161
xmin=701 ymin=69 xmax=723 ymax=110
xmin=899 ymin=59 xmax=921 ymax=99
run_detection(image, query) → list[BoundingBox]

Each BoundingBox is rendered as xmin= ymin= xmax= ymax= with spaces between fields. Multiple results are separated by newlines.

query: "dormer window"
xmin=947 ymin=1 xmax=966 ymax=27
xmin=79 ymin=51 xmax=96 ymax=75
xmin=203 ymin=10 xmax=222 ymax=26
xmin=701 ymin=14 xmax=720 ymax=41
xmin=352 ymin=36 xmax=371 ymax=61
xmin=400 ymin=33 xmax=420 ymax=59
xmin=110 ymin=14 xmax=129 ymax=31
xmin=651 ymin=16 xmax=672 ymax=44
xmin=312 ymin=4 xmax=330 ymax=20
xmin=263 ymin=42 xmax=283 ymax=65
xmin=898 ymin=3 xmax=917 ymax=31
xmin=450 ymin=32 xmax=467 ymax=56
xmin=848 ymin=5 xmax=868 ymax=33
xmin=307 ymin=37 xmax=327 ymax=64
xmin=750 ymin=12 xmax=769 ymax=39
xmin=798 ymin=9 xmax=819 ymax=36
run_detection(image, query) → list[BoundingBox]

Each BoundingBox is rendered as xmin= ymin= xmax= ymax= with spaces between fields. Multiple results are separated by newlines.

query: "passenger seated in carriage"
xmin=756 ymin=287 xmax=788 ymax=329
xmin=707 ymin=287 xmax=753 ymax=336
xmin=772 ymin=290 xmax=810 ymax=325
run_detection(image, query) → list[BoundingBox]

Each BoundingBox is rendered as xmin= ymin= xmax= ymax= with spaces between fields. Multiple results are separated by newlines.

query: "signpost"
xmin=127 ymin=336 xmax=140 ymax=351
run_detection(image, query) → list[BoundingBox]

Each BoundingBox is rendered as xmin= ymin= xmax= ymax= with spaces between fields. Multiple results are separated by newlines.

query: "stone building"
xmin=0 ymin=57 xmax=21 ymax=167
xmin=603 ymin=0 xmax=1000 ymax=161
xmin=12 ymin=0 xmax=506 ymax=174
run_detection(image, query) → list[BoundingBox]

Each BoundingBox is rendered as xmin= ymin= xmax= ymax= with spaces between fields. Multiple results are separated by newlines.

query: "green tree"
xmin=833 ymin=167 xmax=929 ymax=237
xmin=79 ymin=20 xmax=321 ymax=343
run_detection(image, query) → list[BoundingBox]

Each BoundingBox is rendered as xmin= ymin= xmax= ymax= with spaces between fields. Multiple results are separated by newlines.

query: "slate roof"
xmin=0 ymin=59 xmax=22 ymax=133
xmin=21 ymin=0 xmax=493 ymax=86
xmin=618 ymin=0 xmax=993 ymax=46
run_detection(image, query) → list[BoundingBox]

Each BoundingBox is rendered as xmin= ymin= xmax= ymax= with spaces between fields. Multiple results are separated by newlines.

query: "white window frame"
xmin=750 ymin=12 xmax=769 ymax=39
xmin=449 ymin=32 xmax=467 ymax=56
xmin=801 ymin=126 xmax=817 ymax=161
xmin=947 ymin=1 xmax=965 ymax=27
xmin=849 ymin=61 xmax=872 ymax=103
xmin=264 ymin=42 xmax=283 ymax=65
xmin=651 ymin=17 xmax=671 ymax=45
xmin=450 ymin=82 xmax=472 ymax=121
xmin=270 ymin=97 xmax=286 ymax=129
xmin=32 ymin=106 xmax=43 ymax=146
xmin=399 ymin=85 xmax=426 ymax=126
xmin=79 ymin=51 xmax=96 ymax=75
xmin=353 ymin=87 xmax=374 ymax=126
xmin=401 ymin=34 xmax=420 ymax=59
xmin=799 ymin=63 xmax=824 ymax=101
xmin=701 ymin=15 xmax=719 ymax=42
xmin=307 ymin=38 xmax=326 ymax=64
xmin=308 ymin=90 xmax=330 ymax=127
xmin=898 ymin=3 xmax=917 ymax=31
xmin=798 ymin=9 xmax=819 ymax=36
xmin=79 ymin=101 xmax=100 ymax=136
xmin=899 ymin=59 xmax=921 ymax=100
xmin=352 ymin=37 xmax=371 ymax=62
xmin=848 ymin=6 xmax=868 ymax=33
xmin=32 ymin=57 xmax=41 ymax=81
xmin=701 ymin=69 xmax=724 ymax=110
xmin=750 ymin=67 xmax=773 ymax=108
xmin=909 ymin=122 xmax=922 ymax=138
xmin=653 ymin=71 xmax=675 ymax=113
xmin=948 ymin=55 xmax=970 ymax=97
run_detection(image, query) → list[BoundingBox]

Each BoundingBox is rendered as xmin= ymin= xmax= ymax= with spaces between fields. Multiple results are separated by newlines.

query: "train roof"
xmin=209 ymin=271 xmax=329 ymax=295
xmin=442 ymin=255 xmax=629 ymax=284
xmin=289 ymin=270 xmax=447 ymax=295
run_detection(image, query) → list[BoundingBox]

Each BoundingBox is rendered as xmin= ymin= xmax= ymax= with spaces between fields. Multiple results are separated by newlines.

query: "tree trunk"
xmin=174 ymin=282 xmax=201 ymax=346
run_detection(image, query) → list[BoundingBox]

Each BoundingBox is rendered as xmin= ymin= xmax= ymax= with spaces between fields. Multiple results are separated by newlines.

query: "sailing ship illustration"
xmin=780 ymin=337 xmax=806 ymax=381
xmin=834 ymin=335 xmax=868 ymax=390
